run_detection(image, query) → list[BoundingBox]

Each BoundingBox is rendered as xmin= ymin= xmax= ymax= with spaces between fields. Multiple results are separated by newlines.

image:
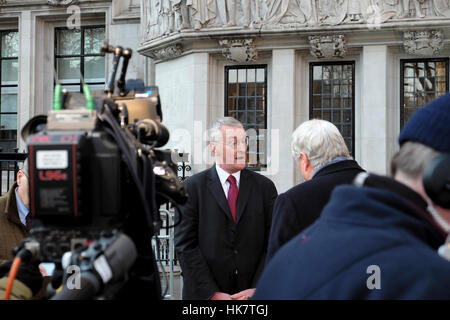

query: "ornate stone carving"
xmin=309 ymin=35 xmax=346 ymax=59
xmin=147 ymin=43 xmax=184 ymax=61
xmin=141 ymin=0 xmax=450 ymax=39
xmin=403 ymin=30 xmax=443 ymax=56
xmin=140 ymin=1 xmax=450 ymax=44
xmin=47 ymin=0 xmax=79 ymax=6
xmin=219 ymin=39 xmax=257 ymax=63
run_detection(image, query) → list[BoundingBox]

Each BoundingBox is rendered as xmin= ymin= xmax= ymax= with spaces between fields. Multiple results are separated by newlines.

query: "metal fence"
xmin=0 ymin=150 xmax=27 ymax=195
xmin=153 ymin=159 xmax=191 ymax=299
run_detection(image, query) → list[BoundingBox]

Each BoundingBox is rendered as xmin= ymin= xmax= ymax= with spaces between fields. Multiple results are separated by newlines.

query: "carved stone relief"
xmin=403 ymin=30 xmax=443 ymax=56
xmin=219 ymin=39 xmax=257 ymax=63
xmin=147 ymin=43 xmax=184 ymax=61
xmin=141 ymin=0 xmax=450 ymax=41
xmin=309 ymin=35 xmax=346 ymax=59
xmin=47 ymin=0 xmax=79 ymax=6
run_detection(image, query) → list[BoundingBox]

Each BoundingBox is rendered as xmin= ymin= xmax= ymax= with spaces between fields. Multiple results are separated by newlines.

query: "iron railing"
xmin=0 ymin=149 xmax=27 ymax=195
xmin=154 ymin=158 xmax=191 ymax=299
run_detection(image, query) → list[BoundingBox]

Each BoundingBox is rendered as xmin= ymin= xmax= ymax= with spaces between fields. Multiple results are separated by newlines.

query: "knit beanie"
xmin=398 ymin=93 xmax=450 ymax=153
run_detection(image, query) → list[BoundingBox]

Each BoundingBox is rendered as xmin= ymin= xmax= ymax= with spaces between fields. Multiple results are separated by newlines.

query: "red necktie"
xmin=227 ymin=175 xmax=238 ymax=223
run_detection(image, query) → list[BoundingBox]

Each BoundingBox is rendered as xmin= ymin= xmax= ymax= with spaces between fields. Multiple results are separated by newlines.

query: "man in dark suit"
xmin=266 ymin=119 xmax=364 ymax=262
xmin=175 ymin=117 xmax=277 ymax=300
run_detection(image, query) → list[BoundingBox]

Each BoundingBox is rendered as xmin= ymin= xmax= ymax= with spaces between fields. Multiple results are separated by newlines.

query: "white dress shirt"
xmin=215 ymin=164 xmax=241 ymax=199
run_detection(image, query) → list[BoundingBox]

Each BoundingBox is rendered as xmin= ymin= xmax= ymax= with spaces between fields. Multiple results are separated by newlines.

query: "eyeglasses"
xmin=220 ymin=137 xmax=248 ymax=148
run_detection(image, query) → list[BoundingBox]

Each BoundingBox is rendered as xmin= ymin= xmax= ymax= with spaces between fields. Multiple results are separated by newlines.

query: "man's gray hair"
xmin=291 ymin=119 xmax=351 ymax=169
xmin=391 ymin=141 xmax=439 ymax=178
xmin=209 ymin=117 xmax=244 ymax=142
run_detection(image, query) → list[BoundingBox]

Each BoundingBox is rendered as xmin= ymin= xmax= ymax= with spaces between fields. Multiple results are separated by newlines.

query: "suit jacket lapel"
xmin=207 ymin=166 xmax=234 ymax=223
xmin=236 ymin=169 xmax=251 ymax=224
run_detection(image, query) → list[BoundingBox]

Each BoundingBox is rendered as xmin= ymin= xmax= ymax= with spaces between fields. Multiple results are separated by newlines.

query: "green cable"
xmin=83 ymin=84 xmax=95 ymax=110
xmin=53 ymin=84 xmax=62 ymax=110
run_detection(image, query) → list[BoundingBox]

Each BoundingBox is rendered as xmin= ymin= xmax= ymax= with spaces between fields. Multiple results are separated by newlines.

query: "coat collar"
xmin=313 ymin=160 xmax=364 ymax=179
xmin=5 ymin=182 xmax=27 ymax=232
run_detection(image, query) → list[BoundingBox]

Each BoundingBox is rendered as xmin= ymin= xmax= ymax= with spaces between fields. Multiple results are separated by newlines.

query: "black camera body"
xmin=28 ymin=129 xmax=121 ymax=228
xmin=19 ymin=42 xmax=188 ymax=299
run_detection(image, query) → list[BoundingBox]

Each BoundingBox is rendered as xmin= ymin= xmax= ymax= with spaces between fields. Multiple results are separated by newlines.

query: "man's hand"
xmin=210 ymin=292 xmax=233 ymax=300
xmin=230 ymin=288 xmax=255 ymax=300
xmin=38 ymin=264 xmax=48 ymax=277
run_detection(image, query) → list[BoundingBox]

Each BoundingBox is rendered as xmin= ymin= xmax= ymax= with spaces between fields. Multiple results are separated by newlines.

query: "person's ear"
xmin=17 ymin=170 xmax=24 ymax=186
xmin=303 ymin=154 xmax=311 ymax=171
xmin=209 ymin=142 xmax=216 ymax=155
xmin=299 ymin=152 xmax=310 ymax=170
xmin=296 ymin=154 xmax=303 ymax=171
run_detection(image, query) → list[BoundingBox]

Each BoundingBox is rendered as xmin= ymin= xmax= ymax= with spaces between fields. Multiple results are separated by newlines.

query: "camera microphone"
xmin=136 ymin=119 xmax=170 ymax=148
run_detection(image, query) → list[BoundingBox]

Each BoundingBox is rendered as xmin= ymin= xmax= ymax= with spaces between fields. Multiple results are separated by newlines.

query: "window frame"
xmin=309 ymin=61 xmax=356 ymax=156
xmin=0 ymin=29 xmax=19 ymax=151
xmin=400 ymin=58 xmax=449 ymax=129
xmin=54 ymin=25 xmax=106 ymax=92
xmin=224 ymin=64 xmax=268 ymax=170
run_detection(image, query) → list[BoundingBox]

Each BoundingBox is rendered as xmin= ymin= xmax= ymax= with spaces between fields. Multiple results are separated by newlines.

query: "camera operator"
xmin=254 ymin=93 xmax=450 ymax=299
xmin=0 ymin=159 xmax=31 ymax=263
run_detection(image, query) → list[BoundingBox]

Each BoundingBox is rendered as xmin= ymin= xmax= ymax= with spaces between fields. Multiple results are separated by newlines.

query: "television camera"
xmin=9 ymin=41 xmax=188 ymax=300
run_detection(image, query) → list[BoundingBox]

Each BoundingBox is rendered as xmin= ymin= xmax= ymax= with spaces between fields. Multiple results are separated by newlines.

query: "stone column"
xmin=270 ymin=49 xmax=296 ymax=193
xmin=155 ymin=53 xmax=210 ymax=173
xmin=191 ymin=53 xmax=210 ymax=173
xmin=360 ymin=45 xmax=389 ymax=175
xmin=17 ymin=10 xmax=34 ymax=152
xmin=110 ymin=23 xmax=144 ymax=81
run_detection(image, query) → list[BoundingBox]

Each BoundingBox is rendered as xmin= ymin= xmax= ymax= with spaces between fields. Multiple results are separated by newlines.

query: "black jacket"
xmin=266 ymin=160 xmax=364 ymax=262
xmin=175 ymin=166 xmax=277 ymax=300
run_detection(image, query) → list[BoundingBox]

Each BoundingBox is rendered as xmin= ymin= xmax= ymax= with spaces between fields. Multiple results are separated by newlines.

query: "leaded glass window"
xmin=401 ymin=59 xmax=448 ymax=128
xmin=0 ymin=30 xmax=18 ymax=151
xmin=310 ymin=62 xmax=355 ymax=155
xmin=55 ymin=26 xmax=106 ymax=92
xmin=225 ymin=65 xmax=267 ymax=169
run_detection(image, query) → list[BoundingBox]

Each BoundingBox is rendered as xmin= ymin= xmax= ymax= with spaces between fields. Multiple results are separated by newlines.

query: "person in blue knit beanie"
xmin=398 ymin=92 xmax=450 ymax=153
xmin=254 ymin=93 xmax=450 ymax=299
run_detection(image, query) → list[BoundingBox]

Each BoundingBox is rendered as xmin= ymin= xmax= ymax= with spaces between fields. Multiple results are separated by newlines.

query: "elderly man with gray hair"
xmin=266 ymin=119 xmax=365 ymax=262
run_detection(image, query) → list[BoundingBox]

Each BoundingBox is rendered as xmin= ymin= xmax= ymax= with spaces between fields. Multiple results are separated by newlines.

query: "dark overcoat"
xmin=267 ymin=160 xmax=364 ymax=262
xmin=0 ymin=182 xmax=28 ymax=263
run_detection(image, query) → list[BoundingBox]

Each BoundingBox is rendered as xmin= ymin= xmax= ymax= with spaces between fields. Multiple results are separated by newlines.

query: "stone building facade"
xmin=139 ymin=0 xmax=450 ymax=192
xmin=0 ymin=0 xmax=144 ymax=150
xmin=1 ymin=0 xmax=449 ymax=192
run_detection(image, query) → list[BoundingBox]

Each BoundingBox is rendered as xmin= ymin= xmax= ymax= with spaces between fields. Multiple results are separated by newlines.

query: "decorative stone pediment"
xmin=147 ymin=43 xmax=184 ymax=61
xmin=47 ymin=0 xmax=79 ymax=6
xmin=219 ymin=39 xmax=257 ymax=63
xmin=309 ymin=35 xmax=346 ymax=59
xmin=403 ymin=30 xmax=443 ymax=56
